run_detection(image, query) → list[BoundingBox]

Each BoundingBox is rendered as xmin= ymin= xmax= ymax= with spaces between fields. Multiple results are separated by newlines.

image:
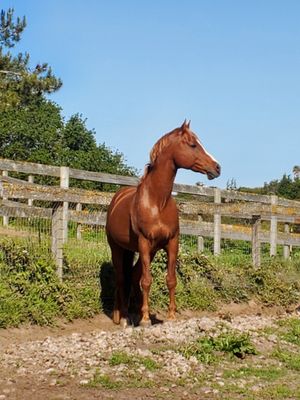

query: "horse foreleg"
xmin=166 ymin=236 xmax=179 ymax=321
xmin=131 ymin=257 xmax=143 ymax=320
xmin=138 ymin=236 xmax=152 ymax=327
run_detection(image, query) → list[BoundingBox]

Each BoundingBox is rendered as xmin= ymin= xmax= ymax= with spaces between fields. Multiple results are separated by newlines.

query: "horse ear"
xmin=181 ymin=119 xmax=190 ymax=131
xmin=187 ymin=120 xmax=191 ymax=128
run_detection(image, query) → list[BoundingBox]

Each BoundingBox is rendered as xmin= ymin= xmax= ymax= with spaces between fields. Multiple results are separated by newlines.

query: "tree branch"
xmin=0 ymin=69 xmax=22 ymax=76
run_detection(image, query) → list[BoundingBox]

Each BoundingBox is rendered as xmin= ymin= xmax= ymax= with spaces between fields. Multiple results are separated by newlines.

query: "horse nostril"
xmin=216 ymin=163 xmax=221 ymax=175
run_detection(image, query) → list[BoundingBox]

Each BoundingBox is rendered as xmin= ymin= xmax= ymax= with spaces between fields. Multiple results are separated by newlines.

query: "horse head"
xmin=172 ymin=120 xmax=221 ymax=180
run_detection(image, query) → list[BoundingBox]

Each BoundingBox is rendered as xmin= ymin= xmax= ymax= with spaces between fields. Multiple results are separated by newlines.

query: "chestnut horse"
xmin=106 ymin=121 xmax=220 ymax=327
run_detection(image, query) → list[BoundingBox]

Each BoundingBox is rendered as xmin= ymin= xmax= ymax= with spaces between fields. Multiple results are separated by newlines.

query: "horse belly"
xmin=106 ymin=187 xmax=138 ymax=251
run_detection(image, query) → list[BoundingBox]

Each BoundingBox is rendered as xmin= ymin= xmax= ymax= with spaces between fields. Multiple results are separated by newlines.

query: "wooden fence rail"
xmin=1 ymin=158 xmax=300 ymax=278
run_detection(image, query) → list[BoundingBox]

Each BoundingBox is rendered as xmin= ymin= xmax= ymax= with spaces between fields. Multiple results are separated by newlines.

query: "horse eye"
xmin=189 ymin=143 xmax=197 ymax=148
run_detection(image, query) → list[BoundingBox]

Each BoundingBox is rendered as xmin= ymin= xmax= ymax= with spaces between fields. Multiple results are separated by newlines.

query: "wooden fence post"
xmin=252 ymin=215 xmax=261 ymax=268
xmin=2 ymin=170 xmax=9 ymax=226
xmin=51 ymin=206 xmax=64 ymax=281
xmin=283 ymin=223 xmax=290 ymax=259
xmin=76 ymin=203 xmax=82 ymax=239
xmin=270 ymin=195 xmax=278 ymax=256
xmin=197 ymin=215 xmax=204 ymax=252
xmin=28 ymin=175 xmax=34 ymax=206
xmin=60 ymin=166 xmax=69 ymax=243
xmin=213 ymin=187 xmax=221 ymax=255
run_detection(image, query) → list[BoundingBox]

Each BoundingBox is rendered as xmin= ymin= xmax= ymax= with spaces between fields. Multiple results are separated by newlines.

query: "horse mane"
xmin=140 ymin=121 xmax=192 ymax=182
xmin=149 ymin=128 xmax=180 ymax=165
xmin=139 ymin=128 xmax=180 ymax=182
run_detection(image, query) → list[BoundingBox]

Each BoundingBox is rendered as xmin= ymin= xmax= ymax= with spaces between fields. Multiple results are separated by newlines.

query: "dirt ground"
xmin=1 ymin=303 xmax=299 ymax=400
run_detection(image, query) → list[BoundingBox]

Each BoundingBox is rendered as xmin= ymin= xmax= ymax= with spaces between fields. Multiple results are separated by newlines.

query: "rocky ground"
xmin=1 ymin=304 xmax=300 ymax=400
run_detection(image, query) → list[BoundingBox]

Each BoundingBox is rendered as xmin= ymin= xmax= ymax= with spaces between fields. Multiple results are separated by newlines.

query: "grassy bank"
xmin=0 ymin=237 xmax=300 ymax=328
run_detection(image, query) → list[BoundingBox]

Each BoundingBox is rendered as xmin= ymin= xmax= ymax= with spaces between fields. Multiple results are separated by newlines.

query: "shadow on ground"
xmin=99 ymin=261 xmax=163 ymax=326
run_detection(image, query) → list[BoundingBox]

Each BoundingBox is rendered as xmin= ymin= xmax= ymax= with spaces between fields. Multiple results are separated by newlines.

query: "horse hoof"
xmin=139 ymin=319 xmax=151 ymax=328
xmin=166 ymin=313 xmax=176 ymax=322
xmin=112 ymin=310 xmax=121 ymax=325
xmin=120 ymin=318 xmax=130 ymax=329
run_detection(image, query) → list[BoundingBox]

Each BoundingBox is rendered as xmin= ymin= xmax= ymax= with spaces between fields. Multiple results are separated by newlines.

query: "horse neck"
xmin=139 ymin=155 xmax=177 ymax=209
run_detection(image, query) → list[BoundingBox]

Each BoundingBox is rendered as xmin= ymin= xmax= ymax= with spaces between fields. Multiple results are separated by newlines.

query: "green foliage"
xmin=277 ymin=318 xmax=300 ymax=346
xmin=223 ymin=366 xmax=284 ymax=380
xmin=240 ymin=174 xmax=300 ymax=201
xmin=149 ymin=250 xmax=300 ymax=313
xmin=0 ymin=99 xmax=63 ymax=164
xmin=249 ymin=258 xmax=300 ymax=306
xmin=273 ymin=348 xmax=300 ymax=371
xmin=86 ymin=371 xmax=122 ymax=389
xmin=0 ymin=7 xmax=137 ymax=181
xmin=0 ymin=8 xmax=61 ymax=110
xmin=0 ymin=240 xmax=68 ymax=326
xmin=0 ymin=238 xmax=102 ymax=327
xmin=150 ymin=251 xmax=217 ymax=311
xmin=1 ymin=235 xmax=300 ymax=328
xmin=109 ymin=351 xmax=134 ymax=366
xmin=109 ymin=351 xmax=160 ymax=371
xmin=0 ymin=8 xmax=26 ymax=48
xmin=180 ymin=330 xmax=257 ymax=363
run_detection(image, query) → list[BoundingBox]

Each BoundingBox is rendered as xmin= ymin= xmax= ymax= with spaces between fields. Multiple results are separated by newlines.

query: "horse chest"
xmin=136 ymin=208 xmax=178 ymax=242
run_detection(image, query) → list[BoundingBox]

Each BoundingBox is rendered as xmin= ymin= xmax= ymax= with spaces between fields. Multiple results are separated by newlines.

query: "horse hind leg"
xmin=110 ymin=243 xmax=134 ymax=328
xmin=165 ymin=236 xmax=179 ymax=321
xmin=130 ymin=256 xmax=143 ymax=325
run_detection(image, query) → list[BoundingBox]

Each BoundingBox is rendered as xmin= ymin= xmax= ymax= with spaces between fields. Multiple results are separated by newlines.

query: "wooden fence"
xmin=0 ymin=158 xmax=300 ymax=279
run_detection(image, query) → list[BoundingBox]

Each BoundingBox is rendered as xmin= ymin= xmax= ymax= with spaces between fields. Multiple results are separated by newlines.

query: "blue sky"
xmin=2 ymin=1 xmax=300 ymax=188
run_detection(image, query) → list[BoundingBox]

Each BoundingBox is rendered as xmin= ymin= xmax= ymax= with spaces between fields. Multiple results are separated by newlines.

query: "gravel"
xmin=0 ymin=313 xmax=277 ymax=386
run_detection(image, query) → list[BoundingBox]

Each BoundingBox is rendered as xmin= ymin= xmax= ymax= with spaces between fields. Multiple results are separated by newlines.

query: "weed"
xmin=137 ymin=355 xmax=160 ymax=371
xmin=109 ymin=351 xmax=160 ymax=371
xmin=109 ymin=351 xmax=135 ymax=367
xmin=86 ymin=370 xmax=122 ymax=389
xmin=1 ymin=235 xmax=300 ymax=328
xmin=223 ymin=366 xmax=285 ymax=380
xmin=259 ymin=384 xmax=300 ymax=399
xmin=214 ymin=330 xmax=257 ymax=358
xmin=179 ymin=329 xmax=257 ymax=363
xmin=273 ymin=348 xmax=300 ymax=371
xmin=277 ymin=318 xmax=300 ymax=346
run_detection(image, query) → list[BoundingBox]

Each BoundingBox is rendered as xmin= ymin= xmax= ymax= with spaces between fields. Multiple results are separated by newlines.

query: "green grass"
xmin=179 ymin=329 xmax=257 ymax=363
xmin=109 ymin=350 xmax=160 ymax=371
xmin=0 ymin=238 xmax=104 ymax=327
xmin=1 ymin=234 xmax=300 ymax=328
xmin=272 ymin=348 xmax=300 ymax=371
xmin=277 ymin=318 xmax=300 ymax=346
xmin=86 ymin=369 xmax=155 ymax=390
xmin=86 ymin=371 xmax=122 ymax=389
xmin=258 ymin=384 xmax=300 ymax=399
xmin=223 ymin=366 xmax=285 ymax=380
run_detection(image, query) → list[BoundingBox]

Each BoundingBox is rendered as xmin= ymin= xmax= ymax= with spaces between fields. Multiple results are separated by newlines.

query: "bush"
xmin=1 ymin=236 xmax=300 ymax=328
xmin=0 ymin=239 xmax=102 ymax=327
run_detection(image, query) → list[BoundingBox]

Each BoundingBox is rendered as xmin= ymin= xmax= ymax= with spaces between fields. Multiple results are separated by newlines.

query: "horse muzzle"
xmin=207 ymin=163 xmax=221 ymax=180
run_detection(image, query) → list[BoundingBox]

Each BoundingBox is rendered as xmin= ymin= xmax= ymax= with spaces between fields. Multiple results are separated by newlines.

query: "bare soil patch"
xmin=1 ymin=304 xmax=300 ymax=400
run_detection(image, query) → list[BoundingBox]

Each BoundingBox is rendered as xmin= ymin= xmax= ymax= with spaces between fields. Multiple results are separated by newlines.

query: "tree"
xmin=293 ymin=165 xmax=300 ymax=180
xmin=59 ymin=114 xmax=137 ymax=189
xmin=0 ymin=8 xmax=62 ymax=110
xmin=0 ymin=98 xmax=63 ymax=164
xmin=240 ymin=173 xmax=300 ymax=200
xmin=0 ymin=7 xmax=137 ymax=184
xmin=0 ymin=8 xmax=26 ymax=47
xmin=61 ymin=114 xmax=97 ymax=152
xmin=226 ymin=178 xmax=237 ymax=191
